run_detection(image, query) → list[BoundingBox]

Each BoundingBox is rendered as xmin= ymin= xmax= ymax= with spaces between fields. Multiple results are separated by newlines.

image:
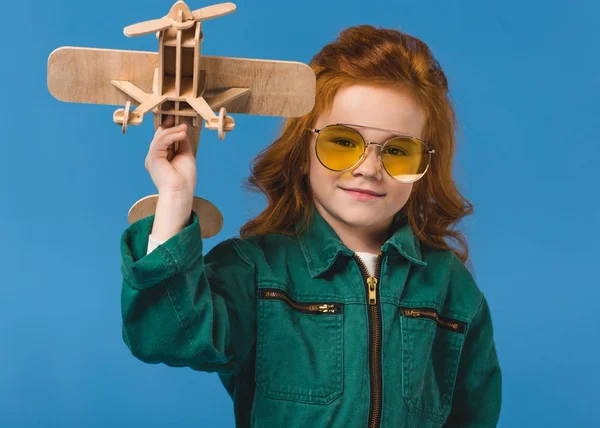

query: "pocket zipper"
xmin=401 ymin=307 xmax=466 ymax=334
xmin=258 ymin=288 xmax=343 ymax=314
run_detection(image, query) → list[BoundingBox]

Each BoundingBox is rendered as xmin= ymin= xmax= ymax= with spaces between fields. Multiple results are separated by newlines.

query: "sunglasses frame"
xmin=308 ymin=123 xmax=435 ymax=183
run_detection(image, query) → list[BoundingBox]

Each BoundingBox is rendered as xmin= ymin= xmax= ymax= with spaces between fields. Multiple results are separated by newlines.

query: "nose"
xmin=351 ymin=143 xmax=383 ymax=180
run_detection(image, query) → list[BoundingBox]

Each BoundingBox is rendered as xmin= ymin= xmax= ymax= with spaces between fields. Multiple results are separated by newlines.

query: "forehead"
xmin=320 ymin=84 xmax=425 ymax=139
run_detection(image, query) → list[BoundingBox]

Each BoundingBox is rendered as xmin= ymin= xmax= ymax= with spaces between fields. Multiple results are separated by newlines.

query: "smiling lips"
xmin=341 ymin=187 xmax=385 ymax=201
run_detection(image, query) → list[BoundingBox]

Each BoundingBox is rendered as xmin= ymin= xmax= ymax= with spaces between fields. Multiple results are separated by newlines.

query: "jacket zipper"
xmin=258 ymin=288 xmax=343 ymax=314
xmin=354 ymin=253 xmax=383 ymax=428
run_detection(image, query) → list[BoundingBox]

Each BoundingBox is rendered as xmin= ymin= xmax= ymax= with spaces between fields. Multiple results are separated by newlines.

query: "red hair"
xmin=240 ymin=25 xmax=474 ymax=265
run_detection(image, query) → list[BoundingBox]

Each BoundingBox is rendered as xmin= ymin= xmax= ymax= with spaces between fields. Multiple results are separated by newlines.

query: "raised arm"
xmin=120 ymin=210 xmax=257 ymax=375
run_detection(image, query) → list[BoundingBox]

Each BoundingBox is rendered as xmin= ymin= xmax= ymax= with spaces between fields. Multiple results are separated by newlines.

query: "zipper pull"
xmin=367 ymin=277 xmax=378 ymax=305
xmin=318 ymin=304 xmax=335 ymax=313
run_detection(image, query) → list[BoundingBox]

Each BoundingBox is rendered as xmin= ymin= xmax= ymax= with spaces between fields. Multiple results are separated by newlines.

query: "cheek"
xmin=388 ymin=182 xmax=414 ymax=205
xmin=308 ymin=154 xmax=344 ymax=193
xmin=309 ymin=144 xmax=332 ymax=179
xmin=309 ymin=162 xmax=341 ymax=186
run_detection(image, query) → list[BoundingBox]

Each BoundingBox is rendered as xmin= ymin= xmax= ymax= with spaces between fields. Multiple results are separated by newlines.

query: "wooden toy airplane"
xmin=47 ymin=1 xmax=315 ymax=238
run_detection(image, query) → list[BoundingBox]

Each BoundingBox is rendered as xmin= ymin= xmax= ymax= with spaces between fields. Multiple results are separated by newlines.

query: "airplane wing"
xmin=47 ymin=47 xmax=157 ymax=106
xmin=47 ymin=46 xmax=315 ymax=117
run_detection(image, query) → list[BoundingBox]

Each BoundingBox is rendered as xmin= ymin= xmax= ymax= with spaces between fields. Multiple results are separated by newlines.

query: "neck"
xmin=313 ymin=203 xmax=392 ymax=254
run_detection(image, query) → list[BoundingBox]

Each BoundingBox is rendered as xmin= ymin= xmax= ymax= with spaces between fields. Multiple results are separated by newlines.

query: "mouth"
xmin=340 ymin=187 xmax=386 ymax=200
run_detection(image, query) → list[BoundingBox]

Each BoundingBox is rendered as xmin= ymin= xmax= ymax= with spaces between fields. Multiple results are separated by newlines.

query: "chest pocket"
xmin=400 ymin=306 xmax=467 ymax=423
xmin=255 ymin=287 xmax=344 ymax=404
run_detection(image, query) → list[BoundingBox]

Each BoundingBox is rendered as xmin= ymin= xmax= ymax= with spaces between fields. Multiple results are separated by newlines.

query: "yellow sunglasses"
xmin=308 ymin=123 xmax=435 ymax=183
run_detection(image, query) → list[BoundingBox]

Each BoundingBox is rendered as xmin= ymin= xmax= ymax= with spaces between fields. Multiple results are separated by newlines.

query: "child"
xmin=120 ymin=25 xmax=502 ymax=427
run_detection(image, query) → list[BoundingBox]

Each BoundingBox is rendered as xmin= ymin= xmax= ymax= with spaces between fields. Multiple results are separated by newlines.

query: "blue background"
xmin=2 ymin=0 xmax=598 ymax=426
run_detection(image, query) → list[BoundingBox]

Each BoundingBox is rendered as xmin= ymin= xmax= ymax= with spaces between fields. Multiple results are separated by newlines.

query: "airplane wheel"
xmin=128 ymin=194 xmax=223 ymax=238
xmin=218 ymin=107 xmax=226 ymax=140
xmin=122 ymin=101 xmax=131 ymax=134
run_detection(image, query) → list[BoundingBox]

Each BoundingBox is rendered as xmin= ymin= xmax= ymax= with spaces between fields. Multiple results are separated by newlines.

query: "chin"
xmin=323 ymin=202 xmax=388 ymax=229
xmin=338 ymin=216 xmax=382 ymax=229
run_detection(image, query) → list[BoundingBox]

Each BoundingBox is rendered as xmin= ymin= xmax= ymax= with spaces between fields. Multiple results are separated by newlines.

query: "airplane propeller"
xmin=124 ymin=2 xmax=236 ymax=37
xmin=192 ymin=2 xmax=237 ymax=21
xmin=124 ymin=18 xmax=174 ymax=37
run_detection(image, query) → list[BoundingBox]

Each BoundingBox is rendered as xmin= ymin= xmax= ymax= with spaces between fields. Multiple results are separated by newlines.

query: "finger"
xmin=162 ymin=115 xmax=175 ymax=128
xmin=154 ymin=130 xmax=188 ymax=152
xmin=158 ymin=125 xmax=188 ymax=147
xmin=163 ymin=121 xmax=187 ymax=134
xmin=166 ymin=143 xmax=175 ymax=162
xmin=150 ymin=131 xmax=186 ymax=158
xmin=158 ymin=121 xmax=187 ymax=139
xmin=150 ymin=123 xmax=187 ymax=150
xmin=155 ymin=115 xmax=176 ymax=137
xmin=175 ymin=133 xmax=193 ymax=157
xmin=167 ymin=130 xmax=191 ymax=161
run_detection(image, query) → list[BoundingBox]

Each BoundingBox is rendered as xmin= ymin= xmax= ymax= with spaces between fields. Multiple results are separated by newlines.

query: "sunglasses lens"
xmin=316 ymin=125 xmax=364 ymax=170
xmin=382 ymin=138 xmax=430 ymax=183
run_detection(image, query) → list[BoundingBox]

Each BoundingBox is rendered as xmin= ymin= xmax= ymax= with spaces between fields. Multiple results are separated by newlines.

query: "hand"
xmin=145 ymin=115 xmax=197 ymax=197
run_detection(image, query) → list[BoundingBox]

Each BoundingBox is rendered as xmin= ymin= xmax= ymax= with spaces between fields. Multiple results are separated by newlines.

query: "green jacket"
xmin=120 ymin=207 xmax=502 ymax=428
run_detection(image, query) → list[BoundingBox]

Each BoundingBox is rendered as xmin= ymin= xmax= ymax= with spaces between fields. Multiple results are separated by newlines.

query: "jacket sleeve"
xmin=119 ymin=211 xmax=257 ymax=376
xmin=445 ymin=296 xmax=502 ymax=427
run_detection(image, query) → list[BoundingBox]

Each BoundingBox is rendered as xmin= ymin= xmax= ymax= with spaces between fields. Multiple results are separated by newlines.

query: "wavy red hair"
xmin=240 ymin=25 xmax=474 ymax=265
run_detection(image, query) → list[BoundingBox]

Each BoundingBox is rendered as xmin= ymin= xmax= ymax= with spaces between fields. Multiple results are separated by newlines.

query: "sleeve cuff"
xmin=120 ymin=210 xmax=203 ymax=289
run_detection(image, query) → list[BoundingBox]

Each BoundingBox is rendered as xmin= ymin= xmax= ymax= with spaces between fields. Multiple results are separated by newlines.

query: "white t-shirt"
xmin=354 ymin=251 xmax=378 ymax=277
xmin=147 ymin=234 xmax=163 ymax=254
xmin=147 ymin=236 xmax=378 ymax=276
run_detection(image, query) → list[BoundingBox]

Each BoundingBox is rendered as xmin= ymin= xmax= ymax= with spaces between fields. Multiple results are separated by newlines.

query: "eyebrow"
xmin=339 ymin=123 xmax=409 ymax=139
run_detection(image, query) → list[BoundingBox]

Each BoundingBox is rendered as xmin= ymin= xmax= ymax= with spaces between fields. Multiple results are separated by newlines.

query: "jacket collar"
xmin=296 ymin=206 xmax=427 ymax=278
